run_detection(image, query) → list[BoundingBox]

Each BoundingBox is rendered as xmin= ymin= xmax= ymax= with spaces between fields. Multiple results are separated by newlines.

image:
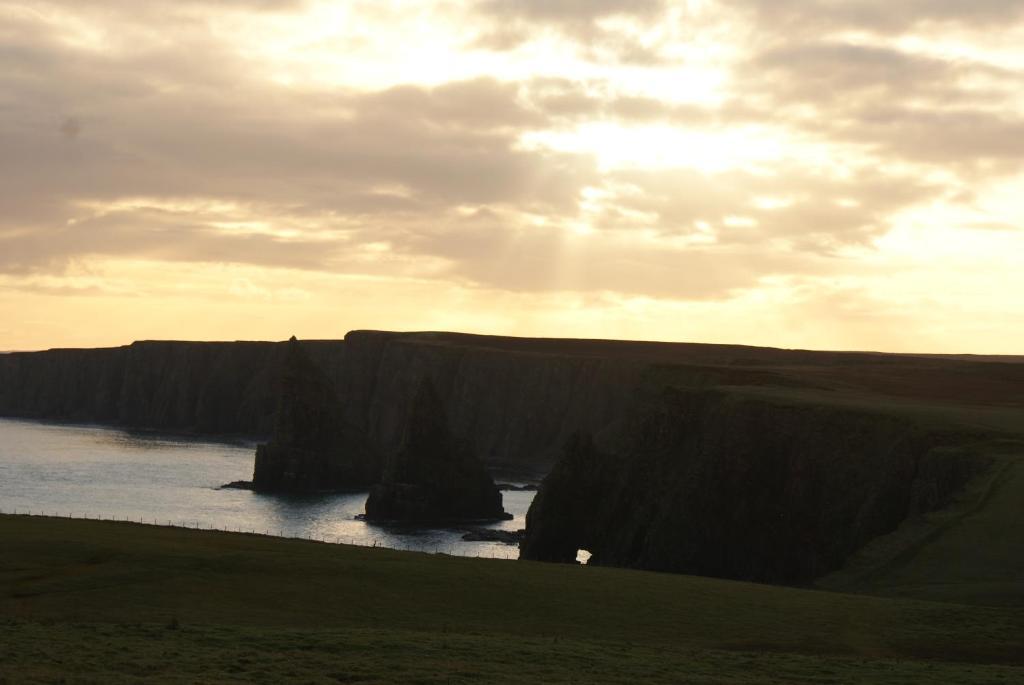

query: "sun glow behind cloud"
xmin=520 ymin=123 xmax=788 ymax=173
xmin=0 ymin=0 xmax=1022 ymax=352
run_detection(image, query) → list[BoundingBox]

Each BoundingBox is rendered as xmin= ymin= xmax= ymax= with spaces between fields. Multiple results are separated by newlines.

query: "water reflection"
xmin=0 ymin=418 xmax=533 ymax=560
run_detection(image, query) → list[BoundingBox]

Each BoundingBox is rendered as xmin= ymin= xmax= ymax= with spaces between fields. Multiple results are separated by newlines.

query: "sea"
xmin=0 ymin=417 xmax=534 ymax=560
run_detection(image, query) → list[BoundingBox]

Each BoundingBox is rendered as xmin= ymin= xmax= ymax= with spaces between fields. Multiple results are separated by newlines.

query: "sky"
xmin=2 ymin=0 xmax=1023 ymax=352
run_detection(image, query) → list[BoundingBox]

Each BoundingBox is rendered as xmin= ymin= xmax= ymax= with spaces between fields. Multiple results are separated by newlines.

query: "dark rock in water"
xmin=365 ymin=380 xmax=509 ymax=522
xmin=252 ymin=337 xmax=378 ymax=493
xmin=520 ymin=387 xmax=987 ymax=584
xmin=219 ymin=480 xmax=255 ymax=490
xmin=461 ymin=528 xmax=524 ymax=544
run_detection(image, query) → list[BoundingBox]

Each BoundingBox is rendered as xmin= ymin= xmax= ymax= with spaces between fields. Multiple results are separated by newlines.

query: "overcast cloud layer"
xmin=1 ymin=0 xmax=1022 ymax=351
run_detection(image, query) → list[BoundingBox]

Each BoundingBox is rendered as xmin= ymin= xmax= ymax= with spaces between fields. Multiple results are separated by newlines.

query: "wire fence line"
xmin=0 ymin=507 xmax=519 ymax=560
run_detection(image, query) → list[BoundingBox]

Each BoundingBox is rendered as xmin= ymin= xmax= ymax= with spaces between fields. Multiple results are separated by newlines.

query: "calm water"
xmin=0 ymin=418 xmax=533 ymax=560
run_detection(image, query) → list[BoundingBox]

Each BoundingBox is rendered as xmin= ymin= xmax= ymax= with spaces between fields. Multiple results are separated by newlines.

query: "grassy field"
xmin=2 ymin=515 xmax=1022 ymax=683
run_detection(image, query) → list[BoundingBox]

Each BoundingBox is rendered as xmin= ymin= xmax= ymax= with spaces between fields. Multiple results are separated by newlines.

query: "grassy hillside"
xmin=819 ymin=452 xmax=1024 ymax=606
xmin=2 ymin=515 xmax=1022 ymax=683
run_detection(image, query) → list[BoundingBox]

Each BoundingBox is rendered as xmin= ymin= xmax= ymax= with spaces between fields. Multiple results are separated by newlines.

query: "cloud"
xmin=478 ymin=0 xmax=665 ymax=25
xmin=726 ymin=39 xmax=1024 ymax=174
xmin=1 ymin=0 xmax=1021 ymax=322
xmin=750 ymin=43 xmax=964 ymax=104
xmin=601 ymin=164 xmax=940 ymax=250
xmin=0 ymin=0 xmax=958 ymax=305
xmin=525 ymin=78 xmax=713 ymax=124
xmin=33 ymin=0 xmax=305 ymax=14
xmin=389 ymin=207 xmax=824 ymax=299
xmin=723 ymin=0 xmax=1024 ymax=35
xmin=0 ymin=27 xmax=598 ymax=267
xmin=0 ymin=7 xmax=601 ymax=283
xmin=473 ymin=0 xmax=671 ymax=63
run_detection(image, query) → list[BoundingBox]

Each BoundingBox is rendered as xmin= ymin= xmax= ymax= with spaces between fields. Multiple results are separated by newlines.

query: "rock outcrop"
xmin=461 ymin=528 xmax=524 ymax=544
xmin=364 ymin=380 xmax=508 ymax=522
xmin=520 ymin=387 xmax=989 ymax=584
xmin=252 ymin=338 xmax=377 ymax=493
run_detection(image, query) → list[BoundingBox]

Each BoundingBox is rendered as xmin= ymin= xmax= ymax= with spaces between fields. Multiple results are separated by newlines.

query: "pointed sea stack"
xmin=364 ymin=379 xmax=509 ymax=522
xmin=252 ymin=336 xmax=377 ymax=492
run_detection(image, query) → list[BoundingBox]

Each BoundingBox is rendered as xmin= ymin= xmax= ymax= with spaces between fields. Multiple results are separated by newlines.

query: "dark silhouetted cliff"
xmin=0 ymin=346 xmax=126 ymax=423
xmin=2 ymin=331 xmax=1021 ymax=477
xmin=0 ymin=340 xmax=345 ymax=437
xmin=365 ymin=379 xmax=506 ymax=521
xmin=332 ymin=331 xmax=1024 ymax=476
xmin=520 ymin=387 xmax=990 ymax=583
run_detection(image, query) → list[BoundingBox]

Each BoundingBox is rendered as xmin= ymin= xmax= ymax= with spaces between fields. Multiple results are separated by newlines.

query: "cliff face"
xmin=519 ymin=388 xmax=988 ymax=583
xmin=253 ymin=339 xmax=377 ymax=492
xmin=336 ymin=331 xmax=645 ymax=474
xmin=0 ymin=347 xmax=126 ymax=423
xmin=330 ymin=331 xmax=1024 ymax=475
xmin=0 ymin=340 xmax=345 ymax=437
xmin=0 ymin=332 xmax=643 ymax=471
xmin=2 ymin=331 xmax=1021 ymax=478
xmin=365 ymin=380 xmax=507 ymax=521
xmin=117 ymin=341 xmax=284 ymax=435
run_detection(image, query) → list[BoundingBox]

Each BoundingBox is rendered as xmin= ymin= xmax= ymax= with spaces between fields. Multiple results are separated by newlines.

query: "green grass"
xmin=2 ymin=515 xmax=1023 ymax=683
xmin=718 ymin=384 xmax=1024 ymax=438
xmin=822 ymin=454 xmax=1024 ymax=606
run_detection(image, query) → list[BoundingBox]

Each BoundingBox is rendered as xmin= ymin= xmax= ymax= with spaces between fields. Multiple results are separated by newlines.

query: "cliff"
xmin=0 ymin=346 xmax=126 ymax=423
xmin=253 ymin=338 xmax=378 ymax=492
xmin=333 ymin=331 xmax=649 ymax=475
xmin=365 ymin=379 xmax=507 ymax=521
xmin=2 ymin=331 xmax=1022 ymax=477
xmin=0 ymin=332 xmax=655 ymax=469
xmin=519 ymin=387 xmax=992 ymax=584
xmin=2 ymin=330 xmax=1020 ymax=590
xmin=0 ymin=340 xmax=345 ymax=437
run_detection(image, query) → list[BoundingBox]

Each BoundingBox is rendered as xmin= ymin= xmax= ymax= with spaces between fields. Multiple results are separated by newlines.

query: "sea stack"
xmin=252 ymin=336 xmax=377 ymax=492
xmin=365 ymin=379 xmax=509 ymax=522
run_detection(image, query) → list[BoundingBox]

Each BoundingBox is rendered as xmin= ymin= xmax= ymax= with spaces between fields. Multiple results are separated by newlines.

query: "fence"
xmin=0 ymin=508 xmax=520 ymax=560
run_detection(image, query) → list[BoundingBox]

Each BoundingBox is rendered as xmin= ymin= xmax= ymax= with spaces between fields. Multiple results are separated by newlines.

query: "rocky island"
xmin=365 ymin=379 xmax=509 ymax=522
xmin=252 ymin=337 xmax=378 ymax=492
